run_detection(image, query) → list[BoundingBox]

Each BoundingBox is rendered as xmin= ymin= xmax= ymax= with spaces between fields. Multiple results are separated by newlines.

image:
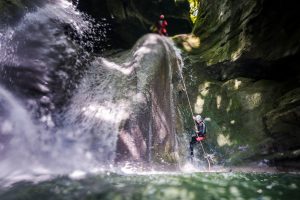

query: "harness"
xmin=196 ymin=121 xmax=206 ymax=135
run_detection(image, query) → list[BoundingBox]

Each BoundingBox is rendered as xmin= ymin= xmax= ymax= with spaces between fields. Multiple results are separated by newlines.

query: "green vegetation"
xmin=188 ymin=0 xmax=199 ymax=23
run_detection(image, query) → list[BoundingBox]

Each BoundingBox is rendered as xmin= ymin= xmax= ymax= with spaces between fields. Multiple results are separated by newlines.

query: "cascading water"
xmin=0 ymin=87 xmax=39 ymax=176
xmin=0 ymin=0 xmax=183 ymax=185
xmin=61 ymin=33 xmax=181 ymax=166
xmin=0 ymin=0 xmax=113 ymax=183
xmin=0 ymin=1 xmax=300 ymax=199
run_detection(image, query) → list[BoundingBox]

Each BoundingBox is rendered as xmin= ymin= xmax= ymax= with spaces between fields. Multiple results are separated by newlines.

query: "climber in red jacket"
xmin=190 ymin=115 xmax=207 ymax=157
xmin=157 ymin=14 xmax=168 ymax=36
xmin=150 ymin=14 xmax=168 ymax=36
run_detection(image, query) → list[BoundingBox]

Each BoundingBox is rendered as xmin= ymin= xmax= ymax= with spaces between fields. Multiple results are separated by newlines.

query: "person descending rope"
xmin=150 ymin=14 xmax=168 ymax=36
xmin=157 ymin=14 xmax=168 ymax=36
xmin=190 ymin=115 xmax=207 ymax=157
xmin=176 ymin=58 xmax=211 ymax=170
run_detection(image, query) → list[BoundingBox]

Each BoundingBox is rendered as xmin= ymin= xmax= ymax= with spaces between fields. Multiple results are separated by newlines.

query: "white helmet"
xmin=195 ymin=115 xmax=202 ymax=122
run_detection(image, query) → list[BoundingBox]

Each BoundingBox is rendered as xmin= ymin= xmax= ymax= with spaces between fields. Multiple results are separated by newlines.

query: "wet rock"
xmin=64 ymin=34 xmax=182 ymax=164
xmin=175 ymin=0 xmax=300 ymax=168
xmin=112 ymin=34 xmax=181 ymax=163
xmin=192 ymin=0 xmax=300 ymax=65
xmin=264 ymin=88 xmax=300 ymax=167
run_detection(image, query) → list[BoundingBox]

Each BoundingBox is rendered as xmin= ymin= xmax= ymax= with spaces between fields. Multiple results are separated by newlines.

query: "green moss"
xmin=177 ymin=64 xmax=284 ymax=163
xmin=185 ymin=0 xmax=259 ymax=65
xmin=175 ymin=0 xmax=300 ymax=168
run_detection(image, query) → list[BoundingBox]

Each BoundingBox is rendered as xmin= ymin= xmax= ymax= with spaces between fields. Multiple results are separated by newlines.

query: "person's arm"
xmin=195 ymin=125 xmax=199 ymax=133
xmin=164 ymin=20 xmax=168 ymax=26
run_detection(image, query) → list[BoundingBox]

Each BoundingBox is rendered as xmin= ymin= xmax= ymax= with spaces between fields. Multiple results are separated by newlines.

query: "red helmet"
xmin=160 ymin=14 xmax=164 ymax=19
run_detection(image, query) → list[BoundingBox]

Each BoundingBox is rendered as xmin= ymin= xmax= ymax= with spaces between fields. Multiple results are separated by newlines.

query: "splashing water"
xmin=0 ymin=87 xmax=39 ymax=176
xmin=0 ymin=0 xmax=252 ymax=190
xmin=0 ymin=0 xmax=113 ymax=184
xmin=0 ymin=0 xmax=186 ymax=185
xmin=0 ymin=2 xmax=299 ymax=199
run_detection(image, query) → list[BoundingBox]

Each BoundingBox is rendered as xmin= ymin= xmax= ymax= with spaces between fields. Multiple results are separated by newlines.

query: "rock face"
xmin=64 ymin=34 xmax=181 ymax=164
xmin=175 ymin=0 xmax=300 ymax=168
xmin=113 ymin=34 xmax=181 ymax=163
xmin=76 ymin=0 xmax=192 ymax=48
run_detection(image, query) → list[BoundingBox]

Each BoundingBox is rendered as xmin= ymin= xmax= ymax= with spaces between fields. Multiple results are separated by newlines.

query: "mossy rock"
xmin=175 ymin=0 xmax=300 ymax=169
xmin=189 ymin=0 xmax=300 ymax=66
xmin=265 ymin=88 xmax=300 ymax=151
xmin=178 ymin=73 xmax=284 ymax=164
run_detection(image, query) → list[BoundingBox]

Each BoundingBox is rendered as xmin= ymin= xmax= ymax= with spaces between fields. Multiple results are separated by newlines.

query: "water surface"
xmin=0 ymin=171 xmax=299 ymax=200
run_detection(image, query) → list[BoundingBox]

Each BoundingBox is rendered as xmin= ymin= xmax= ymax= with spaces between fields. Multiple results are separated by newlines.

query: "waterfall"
xmin=0 ymin=0 xmax=112 ymax=182
xmin=0 ymin=87 xmax=38 ymax=170
xmin=147 ymin=114 xmax=153 ymax=163
xmin=0 ymin=0 xmax=184 ymax=185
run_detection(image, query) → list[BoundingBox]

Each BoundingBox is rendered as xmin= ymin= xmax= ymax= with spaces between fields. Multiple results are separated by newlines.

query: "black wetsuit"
xmin=189 ymin=120 xmax=206 ymax=156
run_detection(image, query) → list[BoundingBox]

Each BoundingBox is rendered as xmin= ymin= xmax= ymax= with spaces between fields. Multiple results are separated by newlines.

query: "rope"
xmin=178 ymin=67 xmax=211 ymax=171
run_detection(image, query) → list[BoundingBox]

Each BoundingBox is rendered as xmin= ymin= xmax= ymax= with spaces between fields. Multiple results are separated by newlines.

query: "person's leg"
xmin=189 ymin=136 xmax=197 ymax=156
xmin=189 ymin=142 xmax=194 ymax=162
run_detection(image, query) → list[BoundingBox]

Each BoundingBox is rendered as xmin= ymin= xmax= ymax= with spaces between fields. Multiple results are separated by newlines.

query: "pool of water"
xmin=0 ymin=172 xmax=299 ymax=200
